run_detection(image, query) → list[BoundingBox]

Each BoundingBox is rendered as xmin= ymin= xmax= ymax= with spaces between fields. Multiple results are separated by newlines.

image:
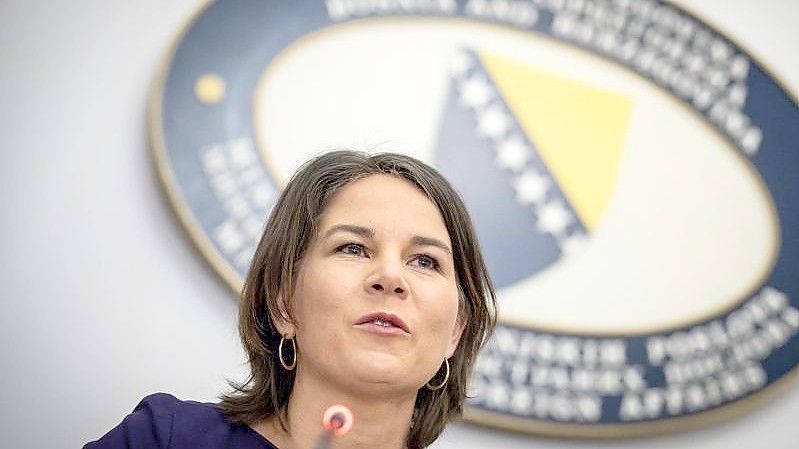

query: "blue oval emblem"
xmin=151 ymin=0 xmax=799 ymax=437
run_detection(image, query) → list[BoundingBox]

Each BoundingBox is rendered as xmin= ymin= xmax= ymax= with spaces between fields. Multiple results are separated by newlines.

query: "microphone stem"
xmin=314 ymin=428 xmax=335 ymax=449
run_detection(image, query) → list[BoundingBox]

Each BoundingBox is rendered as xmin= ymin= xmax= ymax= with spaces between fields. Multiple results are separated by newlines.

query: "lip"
xmin=354 ymin=312 xmax=411 ymax=335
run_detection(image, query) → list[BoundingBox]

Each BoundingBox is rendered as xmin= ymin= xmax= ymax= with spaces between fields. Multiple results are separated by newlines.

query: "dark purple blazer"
xmin=83 ymin=393 xmax=277 ymax=449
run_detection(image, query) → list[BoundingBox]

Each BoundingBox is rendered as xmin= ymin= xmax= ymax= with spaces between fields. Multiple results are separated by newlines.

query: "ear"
xmin=271 ymin=291 xmax=296 ymax=338
xmin=445 ymin=313 xmax=467 ymax=358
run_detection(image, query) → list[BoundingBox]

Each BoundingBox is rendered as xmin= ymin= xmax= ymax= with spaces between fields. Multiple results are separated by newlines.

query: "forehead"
xmin=318 ymin=174 xmax=450 ymax=243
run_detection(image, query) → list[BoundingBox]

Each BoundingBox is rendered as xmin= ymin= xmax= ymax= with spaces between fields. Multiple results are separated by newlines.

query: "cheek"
xmin=292 ymin=263 xmax=355 ymax=336
xmin=294 ymin=274 xmax=328 ymax=326
xmin=418 ymin=282 xmax=460 ymax=345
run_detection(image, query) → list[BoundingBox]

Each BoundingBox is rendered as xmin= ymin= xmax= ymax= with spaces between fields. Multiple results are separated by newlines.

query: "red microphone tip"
xmin=322 ymin=404 xmax=353 ymax=436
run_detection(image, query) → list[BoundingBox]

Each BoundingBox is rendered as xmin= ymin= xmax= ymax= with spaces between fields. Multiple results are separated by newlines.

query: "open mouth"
xmin=355 ymin=312 xmax=410 ymax=334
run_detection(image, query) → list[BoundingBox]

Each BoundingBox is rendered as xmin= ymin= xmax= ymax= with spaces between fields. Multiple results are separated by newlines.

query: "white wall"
xmin=1 ymin=1 xmax=797 ymax=448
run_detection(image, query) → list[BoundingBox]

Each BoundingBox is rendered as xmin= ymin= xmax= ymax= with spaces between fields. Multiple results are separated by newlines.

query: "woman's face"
xmin=280 ymin=174 xmax=464 ymax=395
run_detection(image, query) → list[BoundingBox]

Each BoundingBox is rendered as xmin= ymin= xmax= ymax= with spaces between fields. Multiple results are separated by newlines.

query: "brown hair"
xmin=219 ymin=150 xmax=496 ymax=448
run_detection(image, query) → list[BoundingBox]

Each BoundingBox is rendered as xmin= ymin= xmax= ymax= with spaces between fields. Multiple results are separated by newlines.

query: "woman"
xmin=85 ymin=150 xmax=496 ymax=449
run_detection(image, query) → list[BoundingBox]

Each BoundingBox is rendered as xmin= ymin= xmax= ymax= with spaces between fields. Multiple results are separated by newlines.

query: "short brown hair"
xmin=219 ymin=150 xmax=496 ymax=448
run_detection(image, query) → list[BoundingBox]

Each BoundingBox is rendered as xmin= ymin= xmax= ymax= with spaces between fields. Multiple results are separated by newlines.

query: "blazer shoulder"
xmin=83 ymin=393 xmax=179 ymax=449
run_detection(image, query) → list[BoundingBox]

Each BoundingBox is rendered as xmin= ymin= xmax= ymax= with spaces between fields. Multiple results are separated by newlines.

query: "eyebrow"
xmin=323 ymin=224 xmax=452 ymax=255
xmin=324 ymin=224 xmax=374 ymax=239
xmin=410 ymin=235 xmax=452 ymax=255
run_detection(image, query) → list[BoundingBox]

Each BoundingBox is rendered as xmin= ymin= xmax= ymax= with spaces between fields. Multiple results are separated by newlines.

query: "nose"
xmin=365 ymin=256 xmax=408 ymax=299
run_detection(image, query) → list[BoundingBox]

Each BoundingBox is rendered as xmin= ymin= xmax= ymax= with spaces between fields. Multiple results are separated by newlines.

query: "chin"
xmin=345 ymin=354 xmax=416 ymax=388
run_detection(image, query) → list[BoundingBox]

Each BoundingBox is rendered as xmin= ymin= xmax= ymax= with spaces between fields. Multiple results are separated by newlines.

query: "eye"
xmin=336 ymin=242 xmax=367 ymax=257
xmin=410 ymin=254 xmax=440 ymax=271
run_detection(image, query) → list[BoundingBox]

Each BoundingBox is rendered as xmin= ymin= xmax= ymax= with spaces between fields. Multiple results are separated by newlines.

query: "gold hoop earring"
xmin=278 ymin=335 xmax=297 ymax=371
xmin=426 ymin=358 xmax=450 ymax=391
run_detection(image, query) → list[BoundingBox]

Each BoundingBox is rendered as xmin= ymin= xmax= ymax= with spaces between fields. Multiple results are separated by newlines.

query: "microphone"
xmin=314 ymin=405 xmax=353 ymax=449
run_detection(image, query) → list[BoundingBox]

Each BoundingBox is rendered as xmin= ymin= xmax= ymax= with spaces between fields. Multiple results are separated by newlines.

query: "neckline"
xmin=242 ymin=422 xmax=280 ymax=449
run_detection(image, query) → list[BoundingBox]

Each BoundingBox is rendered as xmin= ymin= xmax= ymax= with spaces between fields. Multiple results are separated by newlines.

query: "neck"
xmin=254 ymin=367 xmax=416 ymax=449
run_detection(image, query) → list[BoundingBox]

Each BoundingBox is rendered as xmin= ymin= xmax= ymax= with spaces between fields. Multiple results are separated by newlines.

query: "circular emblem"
xmin=150 ymin=0 xmax=799 ymax=437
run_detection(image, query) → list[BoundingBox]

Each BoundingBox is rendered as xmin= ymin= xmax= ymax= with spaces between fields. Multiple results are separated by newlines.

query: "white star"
xmin=449 ymin=51 xmax=472 ymax=78
xmin=536 ymin=200 xmax=572 ymax=236
xmin=459 ymin=75 xmax=493 ymax=109
xmin=560 ymin=233 xmax=588 ymax=255
xmin=513 ymin=170 xmax=550 ymax=205
xmin=496 ymin=137 xmax=530 ymax=172
xmin=477 ymin=105 xmax=511 ymax=139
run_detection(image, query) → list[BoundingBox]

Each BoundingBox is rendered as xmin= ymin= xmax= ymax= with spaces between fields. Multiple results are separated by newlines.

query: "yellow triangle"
xmin=479 ymin=51 xmax=633 ymax=231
